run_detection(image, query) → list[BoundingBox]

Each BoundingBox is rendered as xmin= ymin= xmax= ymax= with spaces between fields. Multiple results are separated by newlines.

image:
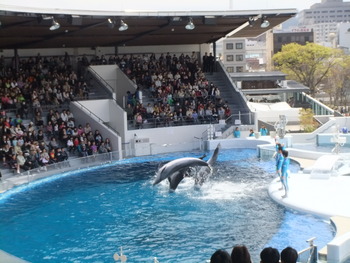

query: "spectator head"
xmin=210 ymin=249 xmax=232 ymax=263
xmin=231 ymin=245 xmax=251 ymax=263
xmin=260 ymin=247 xmax=279 ymax=263
xmin=281 ymin=247 xmax=298 ymax=263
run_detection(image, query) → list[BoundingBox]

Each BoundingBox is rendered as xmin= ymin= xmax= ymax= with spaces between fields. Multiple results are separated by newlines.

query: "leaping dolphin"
xmin=153 ymin=157 xmax=210 ymax=186
xmin=153 ymin=143 xmax=221 ymax=191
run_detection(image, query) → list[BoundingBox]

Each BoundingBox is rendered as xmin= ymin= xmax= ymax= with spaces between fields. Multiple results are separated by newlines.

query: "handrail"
xmin=300 ymin=92 xmax=334 ymax=115
xmin=0 ymin=151 xmax=123 ymax=193
xmin=217 ymin=60 xmax=249 ymax=105
xmin=87 ymin=66 xmax=115 ymax=95
xmin=73 ymin=100 xmax=120 ymax=136
xmin=297 ymin=238 xmax=318 ymax=263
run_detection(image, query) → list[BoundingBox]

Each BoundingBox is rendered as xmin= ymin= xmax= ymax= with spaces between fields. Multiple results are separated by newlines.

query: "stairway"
xmin=205 ymin=72 xmax=241 ymax=117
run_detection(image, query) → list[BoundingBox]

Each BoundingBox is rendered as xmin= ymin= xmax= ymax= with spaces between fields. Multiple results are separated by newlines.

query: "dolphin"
xmin=153 ymin=157 xmax=210 ymax=186
xmin=193 ymin=143 xmax=221 ymax=188
xmin=157 ymin=143 xmax=221 ymax=191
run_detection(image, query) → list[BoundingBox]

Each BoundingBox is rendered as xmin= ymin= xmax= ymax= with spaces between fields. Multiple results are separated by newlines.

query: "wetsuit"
xmin=281 ymin=157 xmax=290 ymax=194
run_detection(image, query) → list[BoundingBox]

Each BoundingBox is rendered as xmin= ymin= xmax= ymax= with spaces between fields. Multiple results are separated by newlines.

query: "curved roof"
xmin=0 ymin=6 xmax=297 ymax=49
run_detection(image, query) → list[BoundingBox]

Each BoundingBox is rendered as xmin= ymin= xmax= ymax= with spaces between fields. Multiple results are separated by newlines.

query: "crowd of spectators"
xmin=210 ymin=245 xmax=298 ymax=263
xmin=89 ymin=52 xmax=232 ymax=128
xmin=0 ymin=54 xmax=111 ymax=175
xmin=0 ymin=53 xmax=91 ymax=113
xmin=0 ymin=107 xmax=113 ymax=175
xmin=0 ymin=50 xmax=226 ymax=174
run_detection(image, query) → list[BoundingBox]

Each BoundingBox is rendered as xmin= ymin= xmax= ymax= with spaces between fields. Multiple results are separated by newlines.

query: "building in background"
xmin=298 ymin=0 xmax=350 ymax=46
xmin=273 ymin=27 xmax=314 ymax=54
xmin=337 ymin=22 xmax=350 ymax=51
xmin=222 ymin=38 xmax=246 ymax=73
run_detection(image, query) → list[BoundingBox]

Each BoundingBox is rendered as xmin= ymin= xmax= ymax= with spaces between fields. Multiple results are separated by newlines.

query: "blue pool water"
xmin=0 ymin=149 xmax=334 ymax=263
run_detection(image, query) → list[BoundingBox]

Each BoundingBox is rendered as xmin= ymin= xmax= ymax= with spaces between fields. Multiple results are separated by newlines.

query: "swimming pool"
xmin=0 ymin=148 xmax=334 ymax=263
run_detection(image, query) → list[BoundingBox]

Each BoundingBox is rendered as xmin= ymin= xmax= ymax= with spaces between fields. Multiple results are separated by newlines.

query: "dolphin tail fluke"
xmin=207 ymin=143 xmax=221 ymax=166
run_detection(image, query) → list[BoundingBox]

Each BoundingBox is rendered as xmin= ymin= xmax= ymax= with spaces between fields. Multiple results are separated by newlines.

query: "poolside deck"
xmin=269 ymin=158 xmax=350 ymax=262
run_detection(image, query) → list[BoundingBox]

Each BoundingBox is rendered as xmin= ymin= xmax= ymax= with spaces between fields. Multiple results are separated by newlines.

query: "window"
xmin=227 ymin=66 xmax=234 ymax=73
xmin=226 ymin=55 xmax=234 ymax=62
xmin=236 ymin=66 xmax=244 ymax=72
xmin=226 ymin=43 xmax=234 ymax=50
xmin=235 ymin=42 xmax=243 ymax=49
xmin=236 ymin=54 xmax=243 ymax=61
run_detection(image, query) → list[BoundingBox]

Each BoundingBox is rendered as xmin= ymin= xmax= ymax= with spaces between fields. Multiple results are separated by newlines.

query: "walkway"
xmin=269 ymin=157 xmax=350 ymax=261
xmin=269 ymin=162 xmax=350 ymax=219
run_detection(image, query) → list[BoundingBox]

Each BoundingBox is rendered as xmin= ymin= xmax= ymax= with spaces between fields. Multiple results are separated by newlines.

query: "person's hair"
xmin=231 ymin=245 xmax=251 ymax=263
xmin=210 ymin=249 xmax=232 ymax=263
xmin=282 ymin=150 xmax=289 ymax=158
xmin=260 ymin=247 xmax=280 ymax=263
xmin=281 ymin=247 xmax=298 ymax=263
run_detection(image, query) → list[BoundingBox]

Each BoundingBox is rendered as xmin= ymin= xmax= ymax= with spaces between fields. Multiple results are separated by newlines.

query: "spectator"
xmin=16 ymin=151 xmax=30 ymax=172
xmin=210 ymin=249 xmax=232 ymax=263
xmin=231 ymin=245 xmax=252 ymax=263
xmin=49 ymin=137 xmax=59 ymax=150
xmin=98 ymin=141 xmax=108 ymax=154
xmin=84 ymin=123 xmax=92 ymax=134
xmin=260 ymin=247 xmax=280 ymax=263
xmin=281 ymin=247 xmax=298 ymax=263
xmin=94 ymin=130 xmax=103 ymax=145
xmin=104 ymin=138 xmax=112 ymax=152
xmin=67 ymin=137 xmax=74 ymax=153
xmin=90 ymin=141 xmax=98 ymax=155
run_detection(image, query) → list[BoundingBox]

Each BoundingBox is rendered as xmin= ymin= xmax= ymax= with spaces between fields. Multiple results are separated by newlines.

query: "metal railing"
xmin=297 ymin=92 xmax=335 ymax=116
xmin=73 ymin=100 xmax=120 ymax=136
xmin=0 ymin=151 xmax=122 ymax=193
xmin=128 ymin=114 xmax=225 ymax=130
xmin=298 ymin=237 xmax=318 ymax=263
xmin=87 ymin=67 xmax=114 ymax=97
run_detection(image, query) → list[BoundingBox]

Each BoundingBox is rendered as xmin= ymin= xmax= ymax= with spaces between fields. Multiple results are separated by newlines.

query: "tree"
xmin=299 ymin=108 xmax=317 ymax=132
xmin=273 ymin=42 xmax=342 ymax=95
xmin=323 ymin=55 xmax=350 ymax=106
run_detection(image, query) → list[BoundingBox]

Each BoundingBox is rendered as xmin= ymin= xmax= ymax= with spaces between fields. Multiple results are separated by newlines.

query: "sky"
xmin=120 ymin=0 xmax=323 ymax=12
xmin=0 ymin=0 xmax=328 ymax=13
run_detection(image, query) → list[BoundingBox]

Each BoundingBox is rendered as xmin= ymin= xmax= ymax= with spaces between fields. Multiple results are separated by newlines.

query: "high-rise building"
xmin=298 ymin=0 xmax=350 ymax=45
xmin=273 ymin=28 xmax=314 ymax=54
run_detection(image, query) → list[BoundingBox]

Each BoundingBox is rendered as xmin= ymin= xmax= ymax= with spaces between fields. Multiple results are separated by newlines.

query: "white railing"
xmin=0 ymin=151 xmax=122 ymax=193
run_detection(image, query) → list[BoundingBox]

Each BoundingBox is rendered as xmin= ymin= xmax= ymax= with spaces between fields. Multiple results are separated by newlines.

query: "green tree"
xmin=273 ymin=42 xmax=341 ymax=95
xmin=299 ymin=108 xmax=317 ymax=132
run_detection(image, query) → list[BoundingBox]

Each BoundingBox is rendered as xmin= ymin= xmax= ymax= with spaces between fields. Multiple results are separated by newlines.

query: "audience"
xmin=210 ymin=249 xmax=232 ymax=263
xmin=0 ymin=51 xmax=230 ymax=175
xmin=260 ymin=247 xmax=280 ymax=263
xmin=0 ymin=53 xmax=118 ymax=174
xmin=231 ymin=245 xmax=252 ymax=263
xmin=210 ymin=246 xmax=298 ymax=263
xmin=281 ymin=247 xmax=298 ymax=263
xmin=91 ymin=52 xmax=232 ymax=128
